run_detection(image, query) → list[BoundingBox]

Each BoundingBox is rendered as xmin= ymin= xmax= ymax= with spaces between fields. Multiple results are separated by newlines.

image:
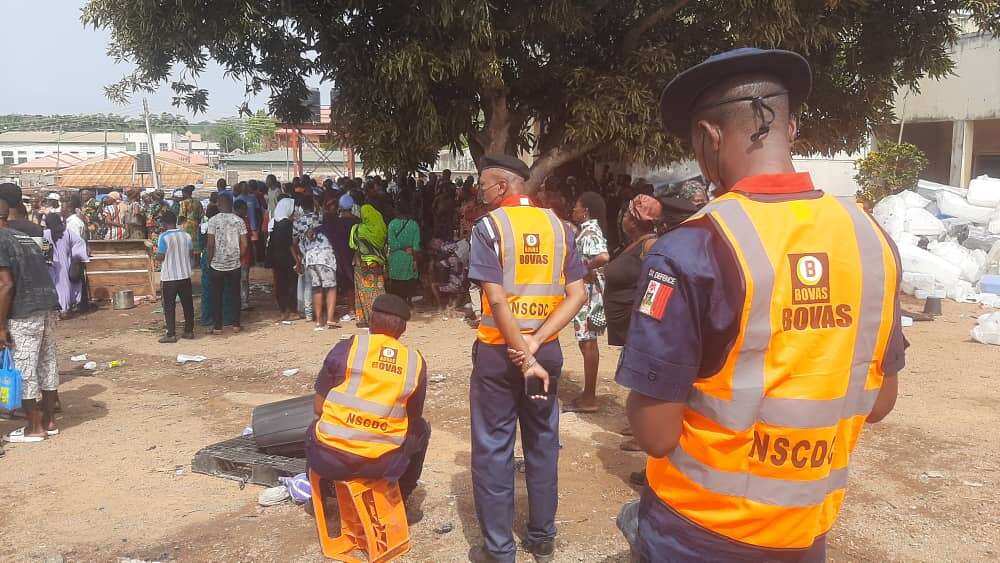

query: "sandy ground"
xmin=1 ymin=269 xmax=998 ymax=562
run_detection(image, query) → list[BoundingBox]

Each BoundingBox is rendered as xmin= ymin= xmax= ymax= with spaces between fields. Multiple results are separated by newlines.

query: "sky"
xmin=0 ymin=0 xmax=327 ymax=121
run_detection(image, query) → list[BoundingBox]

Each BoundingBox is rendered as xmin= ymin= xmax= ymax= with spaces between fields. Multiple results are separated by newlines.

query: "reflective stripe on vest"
xmin=648 ymin=192 xmax=898 ymax=549
xmin=684 ymin=198 xmax=887 ymax=432
xmin=314 ymin=334 xmax=421 ymax=458
xmin=478 ymin=206 xmax=567 ymax=343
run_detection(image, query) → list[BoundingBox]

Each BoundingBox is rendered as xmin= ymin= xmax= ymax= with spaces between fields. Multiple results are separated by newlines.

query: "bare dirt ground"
xmin=1 ymin=269 xmax=998 ymax=562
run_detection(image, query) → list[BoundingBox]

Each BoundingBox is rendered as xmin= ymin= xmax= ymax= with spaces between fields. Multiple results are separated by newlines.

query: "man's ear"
xmin=787 ymin=115 xmax=798 ymax=141
xmin=695 ymin=119 xmax=722 ymax=152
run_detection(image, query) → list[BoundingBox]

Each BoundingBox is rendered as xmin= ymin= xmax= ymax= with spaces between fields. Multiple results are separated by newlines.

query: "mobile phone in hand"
xmin=525 ymin=376 xmax=546 ymax=399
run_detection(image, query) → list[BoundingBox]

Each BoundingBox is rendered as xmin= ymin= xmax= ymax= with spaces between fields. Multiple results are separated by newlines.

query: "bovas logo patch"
xmin=789 ymin=253 xmax=830 ymax=304
xmin=523 ymin=233 xmax=541 ymax=254
xmin=379 ymin=346 xmax=397 ymax=364
xmin=782 ymin=252 xmax=853 ymax=331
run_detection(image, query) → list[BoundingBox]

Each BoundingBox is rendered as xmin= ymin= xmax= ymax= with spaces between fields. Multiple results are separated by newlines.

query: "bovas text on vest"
xmin=315 ymin=333 xmax=423 ymax=459
xmin=477 ymin=204 xmax=569 ymax=345
xmin=648 ymin=190 xmax=899 ymax=549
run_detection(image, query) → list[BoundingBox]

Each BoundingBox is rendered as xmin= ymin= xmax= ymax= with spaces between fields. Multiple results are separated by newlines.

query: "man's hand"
xmin=507 ymin=333 xmax=540 ymax=367
xmin=0 ymin=328 xmax=12 ymax=349
xmin=524 ymin=361 xmax=549 ymax=400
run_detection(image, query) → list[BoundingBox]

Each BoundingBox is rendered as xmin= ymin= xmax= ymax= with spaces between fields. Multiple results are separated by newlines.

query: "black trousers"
xmin=273 ymin=264 xmax=298 ymax=313
xmin=209 ymin=267 xmax=241 ymax=329
xmin=161 ymin=278 xmax=194 ymax=336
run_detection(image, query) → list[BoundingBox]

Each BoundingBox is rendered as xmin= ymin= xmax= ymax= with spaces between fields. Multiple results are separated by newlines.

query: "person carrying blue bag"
xmin=0 ymin=190 xmax=61 ymax=446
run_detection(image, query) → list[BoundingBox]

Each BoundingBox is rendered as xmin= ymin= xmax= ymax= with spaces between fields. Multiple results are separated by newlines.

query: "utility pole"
xmin=55 ymin=127 xmax=62 ymax=186
xmin=143 ymin=98 xmax=161 ymax=190
xmin=103 ymin=128 xmax=108 ymax=159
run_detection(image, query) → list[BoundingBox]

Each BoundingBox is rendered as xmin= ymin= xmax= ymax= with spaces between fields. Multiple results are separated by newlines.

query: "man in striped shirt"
xmin=155 ymin=210 xmax=195 ymax=343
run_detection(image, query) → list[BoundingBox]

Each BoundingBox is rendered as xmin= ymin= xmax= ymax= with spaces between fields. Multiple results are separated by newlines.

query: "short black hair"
xmin=160 ymin=210 xmax=177 ymax=225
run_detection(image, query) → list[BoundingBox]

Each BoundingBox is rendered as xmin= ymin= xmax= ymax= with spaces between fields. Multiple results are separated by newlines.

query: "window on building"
xmin=17 ymin=157 xmax=27 ymax=164
xmin=34 ymin=151 xmax=44 ymax=155
xmin=140 ymin=142 xmax=149 ymax=153
xmin=17 ymin=151 xmax=26 ymax=155
xmin=159 ymin=143 xmax=169 ymax=152
xmin=126 ymin=142 xmax=137 ymax=152
xmin=70 ymin=151 xmax=79 ymax=155
xmin=1 ymin=151 xmax=13 ymax=165
xmin=87 ymin=152 xmax=96 ymax=156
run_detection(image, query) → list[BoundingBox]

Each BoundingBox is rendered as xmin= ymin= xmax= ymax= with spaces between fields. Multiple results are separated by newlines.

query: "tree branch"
xmin=526 ymin=143 xmax=597 ymax=191
xmin=621 ymin=0 xmax=690 ymax=53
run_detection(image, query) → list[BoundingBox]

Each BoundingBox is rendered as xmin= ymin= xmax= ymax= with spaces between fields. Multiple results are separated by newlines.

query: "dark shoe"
xmin=158 ymin=334 xmax=178 ymax=343
xmin=527 ymin=539 xmax=555 ymax=563
xmin=181 ymin=332 xmax=194 ymax=340
xmin=629 ymin=470 xmax=647 ymax=487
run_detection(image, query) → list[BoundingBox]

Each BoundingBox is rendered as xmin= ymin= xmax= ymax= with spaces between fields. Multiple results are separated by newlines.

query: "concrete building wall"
xmin=792 ymin=154 xmax=863 ymax=197
xmin=896 ymin=33 xmax=1000 ymax=123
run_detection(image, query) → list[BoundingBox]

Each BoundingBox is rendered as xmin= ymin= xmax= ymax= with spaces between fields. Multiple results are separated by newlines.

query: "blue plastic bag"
xmin=0 ymin=348 xmax=22 ymax=411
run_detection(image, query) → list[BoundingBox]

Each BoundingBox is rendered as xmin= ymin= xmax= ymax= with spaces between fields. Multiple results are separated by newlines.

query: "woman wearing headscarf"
xmin=267 ymin=196 xmax=298 ymax=320
xmin=102 ymin=191 xmax=127 ymax=240
xmin=43 ymin=212 xmax=89 ymax=317
xmin=349 ymin=199 xmax=387 ymax=327
xmin=292 ymin=195 xmax=321 ymax=320
xmin=564 ymin=191 xmax=611 ymax=413
xmin=328 ymin=193 xmax=360 ymax=303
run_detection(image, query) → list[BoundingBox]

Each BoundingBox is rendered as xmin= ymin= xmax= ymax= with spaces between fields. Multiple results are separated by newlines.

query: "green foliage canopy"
xmin=82 ymin=0 xmax=1000 ymax=186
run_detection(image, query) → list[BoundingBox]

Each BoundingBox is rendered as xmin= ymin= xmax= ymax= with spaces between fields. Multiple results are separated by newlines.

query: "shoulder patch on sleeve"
xmin=637 ymin=268 xmax=677 ymax=321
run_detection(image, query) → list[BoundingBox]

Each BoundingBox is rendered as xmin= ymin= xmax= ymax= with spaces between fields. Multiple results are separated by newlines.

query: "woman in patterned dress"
xmin=565 ymin=191 xmax=610 ymax=413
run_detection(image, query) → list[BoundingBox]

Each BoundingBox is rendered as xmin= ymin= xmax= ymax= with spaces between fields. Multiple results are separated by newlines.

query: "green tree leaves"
xmin=82 ymin=0 xmax=997 ymax=185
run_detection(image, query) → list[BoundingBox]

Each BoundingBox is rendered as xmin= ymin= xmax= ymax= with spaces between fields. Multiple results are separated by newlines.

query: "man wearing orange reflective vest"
xmin=616 ymin=49 xmax=907 ymax=561
xmin=306 ymin=293 xmax=430 ymax=509
xmin=467 ymin=155 xmax=587 ymax=563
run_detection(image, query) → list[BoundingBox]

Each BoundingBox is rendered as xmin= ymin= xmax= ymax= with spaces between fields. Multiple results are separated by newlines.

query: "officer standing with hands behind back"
xmin=467 ymin=155 xmax=587 ymax=563
xmin=616 ymin=48 xmax=907 ymax=561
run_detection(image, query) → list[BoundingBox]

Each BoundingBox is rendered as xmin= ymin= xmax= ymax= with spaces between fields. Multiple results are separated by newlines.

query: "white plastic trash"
xmin=927 ymin=240 xmax=984 ymax=283
xmin=900 ymin=316 xmax=914 ymax=327
xmin=971 ymin=312 xmax=1000 ymax=345
xmin=83 ymin=361 xmax=97 ymax=370
xmin=872 ymin=194 xmax=907 ymax=240
xmin=899 ymin=189 xmax=931 ymax=209
xmin=898 ymin=243 xmax=962 ymax=288
xmin=967 ymin=176 xmax=1000 ymax=208
xmin=980 ymin=293 xmax=1000 ymax=308
xmin=282 ymin=368 xmax=300 ymax=377
xmin=904 ymin=207 xmax=945 ymax=237
xmin=177 ymin=354 xmax=207 ymax=364
xmin=70 ymin=354 xmax=87 ymax=362
xmin=936 ymin=190 xmax=995 ymax=224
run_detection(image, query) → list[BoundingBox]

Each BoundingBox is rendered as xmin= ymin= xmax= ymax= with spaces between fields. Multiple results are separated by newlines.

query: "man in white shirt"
xmin=155 ymin=210 xmax=195 ymax=343
xmin=205 ymin=193 xmax=247 ymax=334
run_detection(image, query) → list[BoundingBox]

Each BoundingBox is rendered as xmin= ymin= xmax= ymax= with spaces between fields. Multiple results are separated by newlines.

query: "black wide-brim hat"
xmin=659 ymin=48 xmax=812 ymax=138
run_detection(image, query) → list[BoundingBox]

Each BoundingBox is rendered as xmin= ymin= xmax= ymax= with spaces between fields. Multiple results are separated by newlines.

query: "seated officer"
xmin=305 ymin=293 xmax=430 ymax=510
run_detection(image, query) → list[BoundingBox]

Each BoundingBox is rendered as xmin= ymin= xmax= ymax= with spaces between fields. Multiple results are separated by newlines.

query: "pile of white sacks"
xmin=871 ymin=176 xmax=1000 ymax=309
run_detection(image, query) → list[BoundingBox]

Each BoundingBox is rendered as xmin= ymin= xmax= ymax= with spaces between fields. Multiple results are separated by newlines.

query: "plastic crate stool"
xmin=309 ymin=469 xmax=411 ymax=562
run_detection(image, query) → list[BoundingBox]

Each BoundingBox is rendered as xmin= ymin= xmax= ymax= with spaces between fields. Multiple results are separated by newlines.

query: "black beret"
xmin=372 ymin=293 xmax=411 ymax=321
xmin=480 ymin=154 xmax=530 ymax=180
xmin=659 ymin=48 xmax=812 ymax=138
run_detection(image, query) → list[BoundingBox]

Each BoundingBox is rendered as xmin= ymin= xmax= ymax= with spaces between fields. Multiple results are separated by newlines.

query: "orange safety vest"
xmin=648 ymin=191 xmax=898 ymax=549
xmin=477 ymin=202 xmax=569 ymax=345
xmin=314 ymin=333 xmax=423 ymax=459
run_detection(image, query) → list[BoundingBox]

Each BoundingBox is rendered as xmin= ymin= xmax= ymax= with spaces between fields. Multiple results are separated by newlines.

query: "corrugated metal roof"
xmin=156 ymin=149 xmax=209 ymax=166
xmin=54 ymin=153 xmax=214 ymax=189
xmin=220 ymin=146 xmax=356 ymax=164
xmin=11 ymin=153 xmax=87 ymax=170
xmin=0 ymin=131 xmax=128 ymax=144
